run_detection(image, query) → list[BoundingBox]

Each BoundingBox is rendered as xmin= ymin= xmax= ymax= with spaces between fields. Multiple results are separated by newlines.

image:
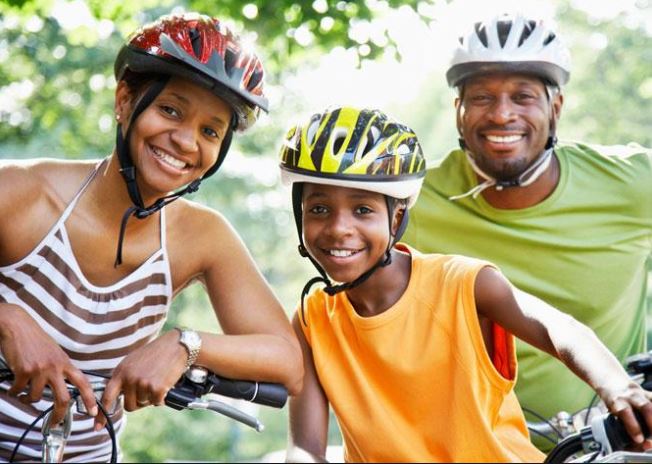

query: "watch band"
xmin=184 ymin=343 xmax=200 ymax=370
xmin=176 ymin=327 xmax=201 ymax=370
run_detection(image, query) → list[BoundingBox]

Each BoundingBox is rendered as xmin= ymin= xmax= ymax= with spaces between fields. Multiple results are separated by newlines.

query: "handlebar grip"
xmin=208 ymin=374 xmax=287 ymax=409
xmin=0 ymin=369 xmax=14 ymax=383
xmin=603 ymin=411 xmax=650 ymax=451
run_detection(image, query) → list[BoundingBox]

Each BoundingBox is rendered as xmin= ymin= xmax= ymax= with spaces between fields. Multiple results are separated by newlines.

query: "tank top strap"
xmin=159 ymin=206 xmax=167 ymax=250
xmin=59 ymin=158 xmax=107 ymax=223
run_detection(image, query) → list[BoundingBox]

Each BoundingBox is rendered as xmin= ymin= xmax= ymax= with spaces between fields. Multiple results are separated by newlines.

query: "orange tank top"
xmin=301 ymin=244 xmax=545 ymax=462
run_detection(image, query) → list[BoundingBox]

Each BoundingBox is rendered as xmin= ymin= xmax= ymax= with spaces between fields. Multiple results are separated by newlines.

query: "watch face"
xmin=181 ymin=330 xmax=201 ymax=349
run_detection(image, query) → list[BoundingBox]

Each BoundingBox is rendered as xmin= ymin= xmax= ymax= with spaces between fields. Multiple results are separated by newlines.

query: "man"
xmin=404 ymin=12 xmax=652 ymax=433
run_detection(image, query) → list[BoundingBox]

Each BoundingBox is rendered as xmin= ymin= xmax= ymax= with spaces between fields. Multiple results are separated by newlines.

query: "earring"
xmin=115 ymin=114 xmax=121 ymax=121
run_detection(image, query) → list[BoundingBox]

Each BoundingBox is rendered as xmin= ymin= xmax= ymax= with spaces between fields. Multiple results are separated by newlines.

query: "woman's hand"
xmin=598 ymin=379 xmax=652 ymax=447
xmin=0 ymin=304 xmax=97 ymax=424
xmin=96 ymin=329 xmax=187 ymax=430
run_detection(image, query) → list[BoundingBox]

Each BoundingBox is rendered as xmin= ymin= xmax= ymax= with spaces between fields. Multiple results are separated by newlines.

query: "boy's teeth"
xmin=486 ymin=135 xmax=523 ymax=143
xmin=329 ymin=249 xmax=355 ymax=257
xmin=152 ymin=147 xmax=187 ymax=169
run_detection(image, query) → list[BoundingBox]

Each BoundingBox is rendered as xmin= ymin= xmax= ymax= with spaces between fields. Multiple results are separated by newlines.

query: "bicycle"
xmin=527 ymin=350 xmax=652 ymax=463
xmin=0 ymin=359 xmax=287 ymax=463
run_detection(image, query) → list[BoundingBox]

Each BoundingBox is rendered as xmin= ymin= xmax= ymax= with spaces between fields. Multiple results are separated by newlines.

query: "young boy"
xmin=279 ymin=106 xmax=652 ymax=462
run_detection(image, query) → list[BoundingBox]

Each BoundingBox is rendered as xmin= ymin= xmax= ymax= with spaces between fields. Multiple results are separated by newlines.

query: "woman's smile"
xmin=149 ymin=144 xmax=192 ymax=175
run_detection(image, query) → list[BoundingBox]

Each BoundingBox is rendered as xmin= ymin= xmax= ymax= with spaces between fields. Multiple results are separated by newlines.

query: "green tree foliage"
xmin=556 ymin=4 xmax=652 ymax=146
xmin=1 ymin=0 xmax=651 ymax=461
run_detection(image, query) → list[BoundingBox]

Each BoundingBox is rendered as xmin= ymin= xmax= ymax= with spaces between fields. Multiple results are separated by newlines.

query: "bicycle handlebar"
xmin=0 ymin=362 xmax=287 ymax=411
xmin=206 ymin=372 xmax=288 ymax=408
xmin=592 ymin=411 xmax=650 ymax=455
xmin=543 ymin=411 xmax=651 ymax=463
xmin=0 ymin=361 xmax=288 ymax=462
xmin=165 ymin=366 xmax=288 ymax=410
xmin=533 ymin=351 xmax=652 ymax=463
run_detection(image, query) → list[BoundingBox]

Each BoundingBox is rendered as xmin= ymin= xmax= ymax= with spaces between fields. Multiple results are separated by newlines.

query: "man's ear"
xmin=552 ymin=92 xmax=564 ymax=123
xmin=454 ymin=97 xmax=465 ymax=138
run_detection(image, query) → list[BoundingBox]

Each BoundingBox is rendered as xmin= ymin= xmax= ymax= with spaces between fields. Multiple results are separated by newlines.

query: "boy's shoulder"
xmin=406 ymin=244 xmax=494 ymax=273
xmin=407 ymin=245 xmax=498 ymax=292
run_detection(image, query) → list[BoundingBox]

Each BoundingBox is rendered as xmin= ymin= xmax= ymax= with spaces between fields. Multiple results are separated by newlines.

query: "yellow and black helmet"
xmin=279 ymin=106 xmax=426 ymax=207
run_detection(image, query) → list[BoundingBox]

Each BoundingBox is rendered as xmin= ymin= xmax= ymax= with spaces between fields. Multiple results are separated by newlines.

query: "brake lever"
xmin=164 ymin=367 xmax=264 ymax=431
xmin=188 ymin=399 xmax=264 ymax=432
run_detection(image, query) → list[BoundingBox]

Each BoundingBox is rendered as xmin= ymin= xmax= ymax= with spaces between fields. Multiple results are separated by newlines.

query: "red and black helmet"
xmin=114 ymin=12 xmax=268 ymax=131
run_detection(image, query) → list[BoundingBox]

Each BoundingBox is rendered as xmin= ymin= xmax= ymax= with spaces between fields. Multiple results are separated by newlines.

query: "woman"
xmin=0 ymin=12 xmax=302 ymax=462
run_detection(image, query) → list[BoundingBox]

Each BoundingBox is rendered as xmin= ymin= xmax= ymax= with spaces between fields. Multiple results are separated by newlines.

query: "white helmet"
xmin=446 ymin=13 xmax=571 ymax=88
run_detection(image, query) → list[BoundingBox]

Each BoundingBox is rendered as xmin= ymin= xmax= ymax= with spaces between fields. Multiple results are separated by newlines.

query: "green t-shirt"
xmin=404 ymin=141 xmax=652 ymax=421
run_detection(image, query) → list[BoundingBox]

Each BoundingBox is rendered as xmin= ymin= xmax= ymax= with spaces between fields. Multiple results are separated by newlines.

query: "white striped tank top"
xmin=0 ymin=161 xmax=173 ymax=462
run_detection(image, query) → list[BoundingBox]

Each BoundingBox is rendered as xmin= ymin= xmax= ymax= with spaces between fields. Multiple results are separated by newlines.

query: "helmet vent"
xmin=543 ymin=32 xmax=556 ymax=46
xmin=248 ymin=68 xmax=263 ymax=90
xmin=497 ymin=20 xmax=511 ymax=48
xmin=189 ymin=27 xmax=202 ymax=57
xmin=474 ymin=23 xmax=488 ymax=47
xmin=332 ymin=128 xmax=347 ymax=155
xmin=362 ymin=125 xmax=380 ymax=156
xmin=517 ymin=20 xmax=536 ymax=46
xmin=224 ymin=48 xmax=236 ymax=75
xmin=306 ymin=119 xmax=319 ymax=145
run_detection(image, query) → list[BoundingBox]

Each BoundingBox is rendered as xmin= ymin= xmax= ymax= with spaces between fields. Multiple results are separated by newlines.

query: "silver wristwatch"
xmin=176 ymin=327 xmax=202 ymax=370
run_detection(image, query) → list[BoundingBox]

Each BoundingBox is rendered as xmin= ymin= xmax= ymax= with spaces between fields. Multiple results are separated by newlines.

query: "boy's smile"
xmin=325 ymin=248 xmax=363 ymax=258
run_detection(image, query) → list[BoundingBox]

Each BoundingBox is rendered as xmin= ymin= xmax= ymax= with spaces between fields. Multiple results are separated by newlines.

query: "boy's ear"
xmin=391 ymin=203 xmax=407 ymax=237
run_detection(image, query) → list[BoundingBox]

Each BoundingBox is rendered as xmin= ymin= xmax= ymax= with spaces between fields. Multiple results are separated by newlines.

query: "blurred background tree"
xmin=1 ymin=0 xmax=651 ymax=461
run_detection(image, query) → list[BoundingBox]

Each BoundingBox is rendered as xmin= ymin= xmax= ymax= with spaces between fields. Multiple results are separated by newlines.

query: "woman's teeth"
xmin=152 ymin=147 xmax=187 ymax=169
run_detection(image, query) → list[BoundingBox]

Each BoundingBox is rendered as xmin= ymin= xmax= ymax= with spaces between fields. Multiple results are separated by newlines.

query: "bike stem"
xmin=41 ymin=402 xmax=73 ymax=463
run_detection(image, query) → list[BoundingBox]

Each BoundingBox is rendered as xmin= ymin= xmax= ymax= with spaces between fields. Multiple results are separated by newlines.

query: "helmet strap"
xmin=545 ymin=104 xmax=558 ymax=150
xmin=292 ymin=183 xmax=332 ymax=281
xmin=114 ymin=179 xmax=201 ymax=266
xmin=116 ymin=76 xmax=170 ymax=209
xmin=449 ymin=147 xmax=554 ymax=201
